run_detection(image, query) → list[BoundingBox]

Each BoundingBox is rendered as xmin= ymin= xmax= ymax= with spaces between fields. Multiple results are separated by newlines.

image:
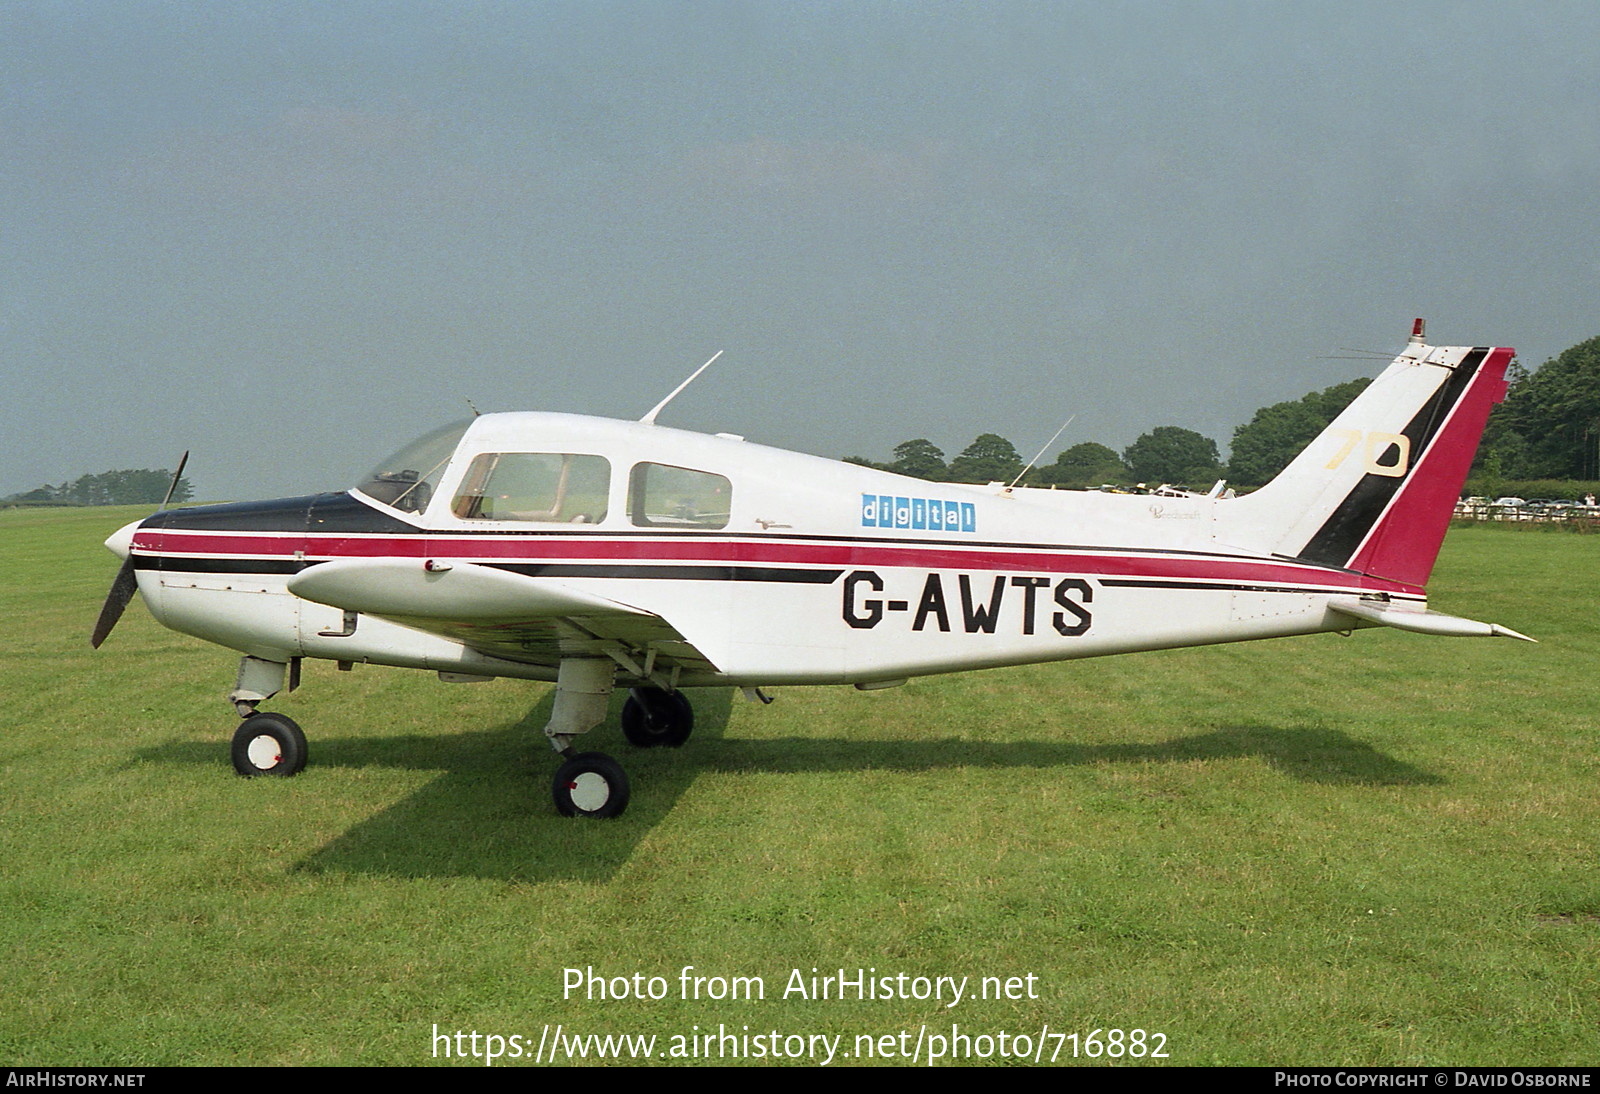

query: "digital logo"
xmin=860 ymin=494 xmax=976 ymax=533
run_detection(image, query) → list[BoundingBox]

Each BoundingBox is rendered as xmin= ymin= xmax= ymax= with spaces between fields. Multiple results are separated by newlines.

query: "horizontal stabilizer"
xmin=1328 ymin=597 xmax=1535 ymax=642
xmin=288 ymin=558 xmax=651 ymax=620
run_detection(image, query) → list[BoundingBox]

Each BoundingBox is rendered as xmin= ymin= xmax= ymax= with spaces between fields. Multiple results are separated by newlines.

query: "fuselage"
xmin=121 ymin=412 xmax=1413 ymax=688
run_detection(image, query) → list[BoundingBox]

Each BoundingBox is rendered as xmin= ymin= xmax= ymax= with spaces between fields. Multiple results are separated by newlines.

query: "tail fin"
xmin=1224 ymin=331 xmax=1513 ymax=591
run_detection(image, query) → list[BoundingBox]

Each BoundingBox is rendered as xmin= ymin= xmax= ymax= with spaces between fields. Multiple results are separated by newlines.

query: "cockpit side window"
xmin=356 ymin=419 xmax=472 ymax=514
xmin=452 ymin=453 xmax=611 ymax=523
xmin=629 ymin=463 xmax=731 ymax=529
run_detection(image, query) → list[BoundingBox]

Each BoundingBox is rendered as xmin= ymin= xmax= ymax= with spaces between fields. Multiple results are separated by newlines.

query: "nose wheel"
xmin=230 ymin=712 xmax=309 ymax=777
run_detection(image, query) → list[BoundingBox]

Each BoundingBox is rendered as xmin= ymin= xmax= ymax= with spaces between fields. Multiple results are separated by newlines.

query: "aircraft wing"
xmin=1327 ymin=596 xmax=1535 ymax=642
xmin=287 ymin=558 xmax=722 ymax=675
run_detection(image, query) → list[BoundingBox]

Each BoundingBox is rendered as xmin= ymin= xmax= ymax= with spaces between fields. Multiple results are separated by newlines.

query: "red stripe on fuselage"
xmin=131 ymin=529 xmax=1418 ymax=595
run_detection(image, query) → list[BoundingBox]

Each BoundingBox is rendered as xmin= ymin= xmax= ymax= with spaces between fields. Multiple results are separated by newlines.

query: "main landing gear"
xmin=621 ymin=687 xmax=694 ymax=748
xmin=550 ymin=686 xmax=694 ymax=818
xmin=541 ymin=660 xmax=696 ymax=819
xmin=551 ymin=751 xmax=630 ymax=818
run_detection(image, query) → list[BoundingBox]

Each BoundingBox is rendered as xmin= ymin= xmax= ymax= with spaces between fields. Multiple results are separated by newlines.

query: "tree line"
xmin=847 ymin=379 xmax=1366 ymax=490
xmin=1478 ymin=334 xmax=1600 ymax=481
xmin=4 ymin=468 xmax=194 ymax=507
xmin=847 ymin=332 xmax=1600 ymax=492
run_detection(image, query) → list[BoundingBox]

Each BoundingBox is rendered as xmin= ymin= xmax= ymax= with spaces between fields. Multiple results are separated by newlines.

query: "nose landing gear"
xmin=227 ymin=656 xmax=307 ymax=777
xmin=231 ymin=712 xmax=309 ymax=777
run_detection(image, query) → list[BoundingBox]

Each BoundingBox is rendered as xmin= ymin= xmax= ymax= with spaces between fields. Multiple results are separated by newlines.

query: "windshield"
xmin=355 ymin=419 xmax=472 ymax=513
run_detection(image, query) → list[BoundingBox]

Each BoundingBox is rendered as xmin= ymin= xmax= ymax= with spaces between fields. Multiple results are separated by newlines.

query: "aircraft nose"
xmin=104 ymin=520 xmax=142 ymax=561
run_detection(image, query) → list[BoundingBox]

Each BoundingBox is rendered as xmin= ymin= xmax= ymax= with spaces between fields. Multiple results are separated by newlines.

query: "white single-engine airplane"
xmin=93 ymin=321 xmax=1530 ymax=817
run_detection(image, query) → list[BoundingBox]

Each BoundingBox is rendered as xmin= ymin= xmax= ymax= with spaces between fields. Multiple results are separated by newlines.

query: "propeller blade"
xmin=159 ymin=451 xmax=189 ymax=511
xmin=90 ymin=556 xmax=138 ymax=649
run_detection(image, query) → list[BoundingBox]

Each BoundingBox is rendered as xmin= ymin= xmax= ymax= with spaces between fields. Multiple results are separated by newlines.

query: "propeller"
xmin=90 ymin=452 xmax=188 ymax=649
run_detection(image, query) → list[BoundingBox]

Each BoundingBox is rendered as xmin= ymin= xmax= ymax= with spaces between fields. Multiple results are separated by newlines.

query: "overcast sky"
xmin=6 ymin=1 xmax=1598 ymax=499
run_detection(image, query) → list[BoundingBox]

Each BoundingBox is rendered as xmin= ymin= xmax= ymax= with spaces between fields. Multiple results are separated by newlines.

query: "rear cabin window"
xmin=452 ymin=453 xmax=611 ymax=523
xmin=629 ymin=463 xmax=731 ymax=529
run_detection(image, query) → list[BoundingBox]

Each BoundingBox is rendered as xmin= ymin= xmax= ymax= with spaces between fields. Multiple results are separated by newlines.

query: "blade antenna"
xmin=1009 ymin=414 xmax=1076 ymax=490
xmin=641 ymin=350 xmax=724 ymax=425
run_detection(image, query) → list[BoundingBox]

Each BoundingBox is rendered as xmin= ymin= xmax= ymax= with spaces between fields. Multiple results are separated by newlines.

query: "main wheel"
xmin=553 ymin=752 xmax=630 ymax=818
xmin=231 ymin=712 xmax=309 ymax=777
xmin=620 ymin=687 xmax=694 ymax=748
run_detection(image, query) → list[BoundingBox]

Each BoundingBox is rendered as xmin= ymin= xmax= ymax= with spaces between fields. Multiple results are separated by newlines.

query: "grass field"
xmin=2 ymin=508 xmax=1597 ymax=1066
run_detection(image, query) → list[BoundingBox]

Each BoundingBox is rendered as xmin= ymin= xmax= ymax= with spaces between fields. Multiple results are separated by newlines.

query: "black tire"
xmin=620 ymin=687 xmax=694 ymax=748
xmin=552 ymin=752 xmax=630 ymax=818
xmin=231 ymin=712 xmax=309 ymax=777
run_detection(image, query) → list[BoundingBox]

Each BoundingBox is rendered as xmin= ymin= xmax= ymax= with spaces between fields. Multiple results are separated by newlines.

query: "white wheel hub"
xmin=567 ymin=771 xmax=612 ymax=812
xmin=246 ymin=734 xmax=282 ymax=770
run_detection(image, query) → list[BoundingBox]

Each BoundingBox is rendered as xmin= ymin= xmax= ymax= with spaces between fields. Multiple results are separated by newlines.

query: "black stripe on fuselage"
xmin=135 ymin=556 xmax=305 ymax=574
xmin=488 ymin=563 xmax=844 ymax=583
xmin=1097 ymin=577 xmax=1419 ymax=599
xmin=1296 ymin=348 xmax=1486 ymax=569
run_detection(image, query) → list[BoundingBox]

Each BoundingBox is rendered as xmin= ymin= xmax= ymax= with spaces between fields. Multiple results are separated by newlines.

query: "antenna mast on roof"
xmin=1008 ymin=414 xmax=1077 ymax=490
xmin=641 ymin=351 xmax=724 ymax=425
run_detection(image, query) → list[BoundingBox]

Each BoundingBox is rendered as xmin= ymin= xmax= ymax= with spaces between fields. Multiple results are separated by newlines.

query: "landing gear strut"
xmin=542 ymin=659 xmax=628 ymax=817
xmin=540 ymin=662 xmax=698 ymax=818
xmin=226 ymin=655 xmax=307 ymax=777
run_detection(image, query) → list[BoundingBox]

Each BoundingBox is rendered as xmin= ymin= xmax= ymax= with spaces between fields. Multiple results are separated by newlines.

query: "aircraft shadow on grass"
xmin=139 ymin=688 xmax=1440 ymax=883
